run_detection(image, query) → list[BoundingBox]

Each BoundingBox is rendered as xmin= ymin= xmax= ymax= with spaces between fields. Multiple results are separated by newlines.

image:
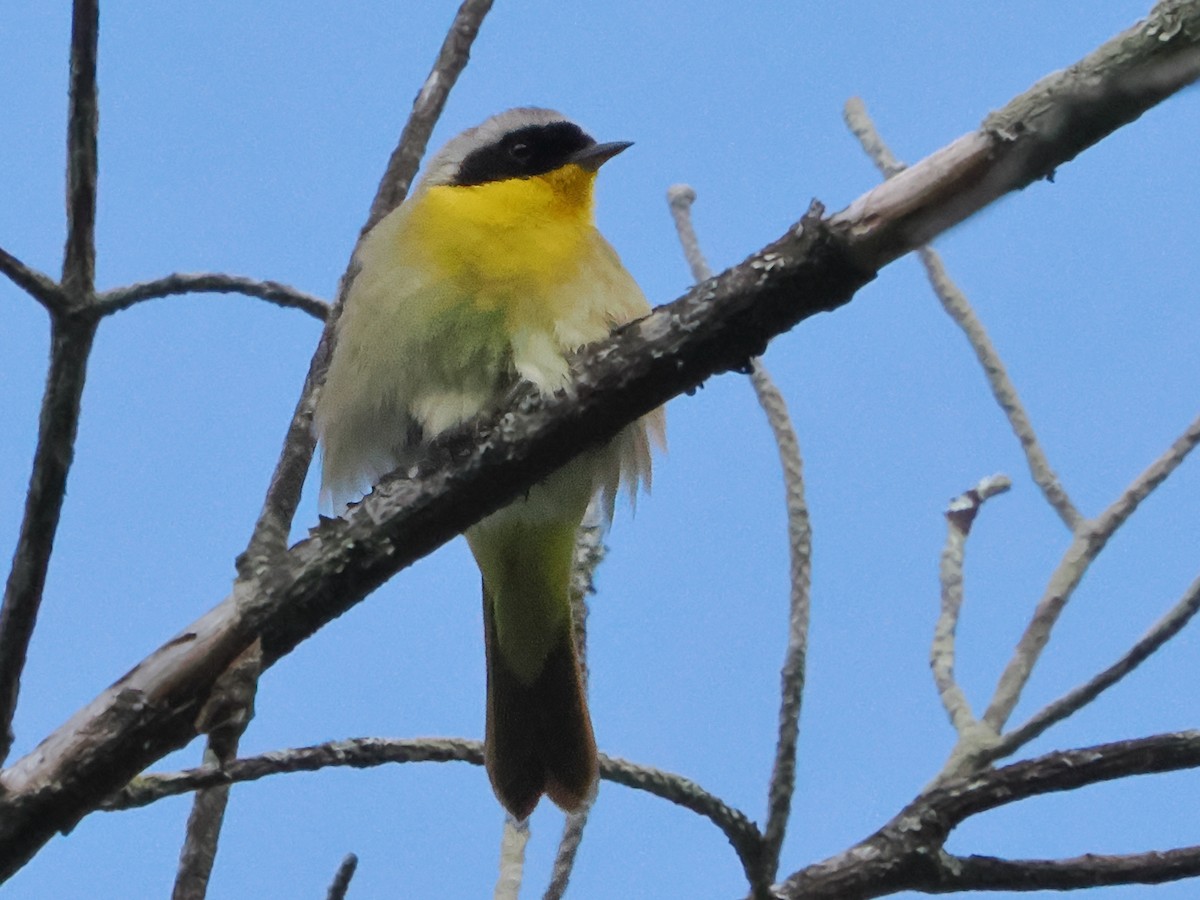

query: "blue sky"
xmin=2 ymin=2 xmax=1198 ymax=897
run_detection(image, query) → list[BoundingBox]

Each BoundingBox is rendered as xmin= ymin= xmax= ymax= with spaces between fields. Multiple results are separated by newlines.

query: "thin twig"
xmin=95 ymin=272 xmax=329 ymax=320
xmin=171 ymin=640 xmax=261 ymax=900
xmin=237 ymin=0 xmax=495 ymax=569
xmin=543 ymin=809 xmax=591 ymax=900
xmin=937 ymin=844 xmax=1200 ymax=893
xmin=364 ymin=0 xmax=495 ymax=234
xmin=993 ymin=572 xmax=1200 ymax=760
xmin=747 ymin=362 xmax=812 ymax=892
xmin=103 ymin=738 xmax=486 ymax=810
xmin=171 ymin=759 xmax=230 ymax=900
xmin=0 ymin=247 xmax=68 ymax=313
xmin=101 ymin=736 xmax=763 ymax=884
xmin=983 ymin=412 xmax=1200 ymax=731
xmin=932 ymin=475 xmax=1012 ymax=739
xmin=541 ymin=507 xmax=606 ymax=900
xmin=668 ymin=184 xmax=811 ymax=891
xmin=666 ymin=185 xmax=712 ymax=283
xmin=61 ymin=0 xmax=99 ymax=301
xmin=495 ymin=817 xmax=529 ymax=900
xmin=325 ymin=854 xmax=358 ymax=900
xmin=0 ymin=318 xmax=97 ymax=764
xmin=778 ymin=730 xmax=1200 ymax=898
xmin=596 ymin=755 xmax=765 ymax=883
xmin=843 ymin=97 xmax=1081 ymax=531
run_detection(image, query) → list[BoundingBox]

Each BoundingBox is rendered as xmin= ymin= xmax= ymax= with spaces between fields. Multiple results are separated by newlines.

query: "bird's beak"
xmin=569 ymin=140 xmax=633 ymax=172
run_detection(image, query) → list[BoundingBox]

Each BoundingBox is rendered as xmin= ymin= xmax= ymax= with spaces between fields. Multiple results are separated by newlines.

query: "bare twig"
xmin=495 ymin=817 xmax=529 ymax=900
xmin=171 ymin=767 xmax=228 ymax=900
xmin=95 ymin=272 xmax=329 ymax=320
xmin=993 ymin=572 xmax=1200 ymax=759
xmin=366 ymin=0 xmax=495 ymax=232
xmin=543 ymin=809 xmax=591 ymax=900
xmin=103 ymin=738 xmax=486 ymax=810
xmin=668 ymin=184 xmax=812 ymax=891
xmin=5 ymin=8 xmax=1200 ymax=876
xmin=666 ymin=185 xmax=711 ymax=283
xmin=0 ymin=246 xmax=68 ymax=313
xmin=829 ymin=4 xmax=1200 ymax=267
xmin=920 ymin=247 xmax=1082 ymax=528
xmin=0 ymin=318 xmax=97 ymax=763
xmin=777 ymin=731 xmax=1200 ymax=898
xmin=541 ymin=506 xmax=605 ymax=900
xmin=61 ymin=0 xmax=99 ymax=301
xmin=843 ymin=97 xmax=1081 ymax=530
xmin=602 ymin=755 xmax=763 ymax=882
xmin=983 ymin=412 xmax=1200 ymax=731
xmin=937 ymin=845 xmax=1200 ymax=893
xmin=325 ymin=854 xmax=358 ymax=900
xmin=171 ymin=641 xmax=262 ymax=900
xmin=932 ymin=475 xmax=1012 ymax=740
xmin=0 ymin=0 xmax=102 ymax=766
xmin=237 ymin=0 xmax=495 ymax=569
xmin=101 ymin=736 xmax=762 ymax=884
xmin=748 ymin=361 xmax=812 ymax=891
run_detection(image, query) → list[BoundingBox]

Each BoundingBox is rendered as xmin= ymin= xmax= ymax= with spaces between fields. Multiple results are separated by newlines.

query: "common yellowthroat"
xmin=314 ymin=108 xmax=664 ymax=819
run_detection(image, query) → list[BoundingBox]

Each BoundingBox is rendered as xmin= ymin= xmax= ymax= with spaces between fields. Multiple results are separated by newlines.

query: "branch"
xmin=541 ymin=506 xmax=606 ymax=900
xmin=777 ymin=731 xmax=1200 ymax=898
xmin=983 ymin=412 xmax=1200 ymax=731
xmin=3 ymin=4 xmax=1199 ymax=879
xmin=171 ymin=640 xmax=261 ymax=900
xmin=237 ymin=0 xmax=494 ymax=569
xmin=101 ymin=736 xmax=763 ymax=880
xmin=993 ymin=571 xmax=1200 ymax=759
xmin=325 ymin=854 xmax=358 ymax=900
xmin=827 ymin=1 xmax=1200 ymax=269
xmin=932 ymin=475 xmax=1011 ymax=742
xmin=0 ymin=0 xmax=104 ymax=766
xmin=365 ymin=0 xmax=495 ymax=233
xmin=94 ymin=272 xmax=329 ymax=320
xmin=667 ymin=183 xmax=811 ymax=892
xmin=61 ymin=0 xmax=99 ymax=301
xmin=842 ymin=98 xmax=1080 ymax=530
xmin=543 ymin=809 xmax=590 ymax=900
xmin=938 ymin=845 xmax=1200 ymax=893
xmin=0 ymin=315 xmax=98 ymax=763
xmin=495 ymin=818 xmax=529 ymax=900
xmin=0 ymin=246 xmax=68 ymax=314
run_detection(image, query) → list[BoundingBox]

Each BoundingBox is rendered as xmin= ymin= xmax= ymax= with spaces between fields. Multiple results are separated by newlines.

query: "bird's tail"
xmin=482 ymin=580 xmax=597 ymax=820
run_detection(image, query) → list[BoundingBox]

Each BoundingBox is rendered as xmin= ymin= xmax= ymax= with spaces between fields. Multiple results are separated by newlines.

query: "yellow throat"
xmin=402 ymin=164 xmax=600 ymax=329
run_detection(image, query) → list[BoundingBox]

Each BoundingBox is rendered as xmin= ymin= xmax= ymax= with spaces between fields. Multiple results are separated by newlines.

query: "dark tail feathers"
xmin=483 ymin=589 xmax=597 ymax=820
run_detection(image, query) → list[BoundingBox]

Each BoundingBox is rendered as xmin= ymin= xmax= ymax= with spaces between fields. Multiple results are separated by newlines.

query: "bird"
xmin=313 ymin=108 xmax=664 ymax=820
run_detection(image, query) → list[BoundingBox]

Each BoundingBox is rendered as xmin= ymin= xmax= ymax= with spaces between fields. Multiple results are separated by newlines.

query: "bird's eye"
xmin=508 ymin=142 xmax=532 ymax=161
